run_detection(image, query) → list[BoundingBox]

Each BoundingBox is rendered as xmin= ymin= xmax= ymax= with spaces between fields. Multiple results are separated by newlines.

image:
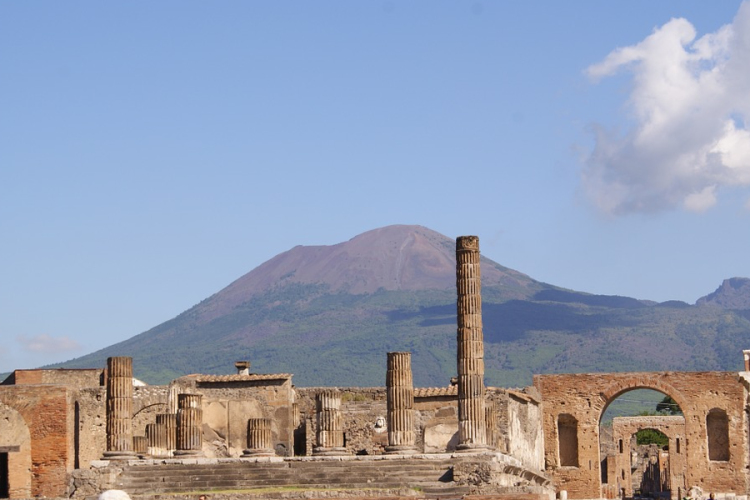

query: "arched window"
xmin=558 ymin=413 xmax=579 ymax=467
xmin=706 ymin=408 xmax=729 ymax=461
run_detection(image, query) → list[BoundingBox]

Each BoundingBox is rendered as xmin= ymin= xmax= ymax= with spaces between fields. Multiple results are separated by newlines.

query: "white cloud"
xmin=583 ymin=1 xmax=750 ymax=214
xmin=16 ymin=334 xmax=81 ymax=353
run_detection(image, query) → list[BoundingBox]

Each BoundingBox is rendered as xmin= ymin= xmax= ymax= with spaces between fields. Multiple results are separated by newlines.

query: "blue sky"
xmin=2 ymin=1 xmax=750 ymax=373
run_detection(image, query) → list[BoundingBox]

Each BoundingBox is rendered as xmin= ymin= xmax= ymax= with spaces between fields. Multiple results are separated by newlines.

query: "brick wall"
xmin=0 ymin=385 xmax=71 ymax=498
xmin=534 ymin=371 xmax=749 ymax=499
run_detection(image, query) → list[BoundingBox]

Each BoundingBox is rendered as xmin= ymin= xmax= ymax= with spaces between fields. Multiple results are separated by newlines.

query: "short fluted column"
xmin=242 ymin=418 xmax=275 ymax=457
xmin=456 ymin=236 xmax=488 ymax=450
xmin=385 ymin=352 xmax=417 ymax=454
xmin=175 ymin=394 xmax=203 ymax=457
xmin=313 ymin=390 xmax=346 ymax=455
xmin=156 ymin=413 xmax=177 ymax=455
xmin=102 ymin=356 xmax=137 ymax=459
xmin=146 ymin=422 xmax=168 ymax=458
xmin=133 ymin=435 xmax=148 ymax=457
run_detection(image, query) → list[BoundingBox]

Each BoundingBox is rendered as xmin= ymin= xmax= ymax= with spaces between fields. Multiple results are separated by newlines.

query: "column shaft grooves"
xmin=456 ymin=236 xmax=487 ymax=450
xmin=385 ymin=351 xmax=417 ymax=453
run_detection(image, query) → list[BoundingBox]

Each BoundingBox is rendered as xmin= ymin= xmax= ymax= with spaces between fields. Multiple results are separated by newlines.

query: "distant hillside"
xmin=697 ymin=278 xmax=750 ymax=309
xmin=55 ymin=225 xmax=750 ymax=387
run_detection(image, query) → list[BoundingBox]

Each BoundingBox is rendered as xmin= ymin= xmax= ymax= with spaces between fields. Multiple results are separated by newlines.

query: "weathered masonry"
xmin=535 ymin=371 xmax=750 ymax=500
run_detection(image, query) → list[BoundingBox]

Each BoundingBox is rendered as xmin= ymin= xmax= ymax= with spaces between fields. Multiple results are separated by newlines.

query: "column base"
xmin=101 ymin=450 xmax=137 ymax=460
xmin=384 ymin=445 xmax=418 ymax=455
xmin=455 ymin=443 xmax=490 ymax=453
xmin=241 ymin=448 xmax=275 ymax=457
xmin=173 ymin=449 xmax=204 ymax=457
xmin=313 ymin=446 xmax=347 ymax=456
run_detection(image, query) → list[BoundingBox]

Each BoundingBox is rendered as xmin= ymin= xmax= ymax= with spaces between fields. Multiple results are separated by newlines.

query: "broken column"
xmin=156 ymin=413 xmax=177 ymax=456
xmin=102 ymin=356 xmax=136 ymax=459
xmin=385 ymin=351 xmax=417 ymax=454
xmin=313 ymin=390 xmax=345 ymax=455
xmin=146 ymin=422 xmax=168 ymax=458
xmin=456 ymin=235 xmax=488 ymax=450
xmin=175 ymin=394 xmax=203 ymax=457
xmin=744 ymin=350 xmax=750 ymax=371
xmin=133 ymin=436 xmax=148 ymax=457
xmin=242 ymin=418 xmax=275 ymax=457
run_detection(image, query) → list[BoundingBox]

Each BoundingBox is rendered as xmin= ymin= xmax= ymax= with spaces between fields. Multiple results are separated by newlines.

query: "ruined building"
xmin=1 ymin=237 xmax=749 ymax=500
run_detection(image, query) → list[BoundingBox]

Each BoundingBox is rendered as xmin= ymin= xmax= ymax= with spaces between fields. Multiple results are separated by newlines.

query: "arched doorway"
xmin=599 ymin=389 xmax=685 ymax=500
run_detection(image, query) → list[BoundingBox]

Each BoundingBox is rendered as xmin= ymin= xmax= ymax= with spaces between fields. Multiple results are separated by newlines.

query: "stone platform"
xmin=70 ymin=452 xmax=552 ymax=500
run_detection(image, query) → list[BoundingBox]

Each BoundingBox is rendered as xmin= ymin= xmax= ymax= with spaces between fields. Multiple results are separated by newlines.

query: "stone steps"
xmin=116 ymin=458 xmax=457 ymax=494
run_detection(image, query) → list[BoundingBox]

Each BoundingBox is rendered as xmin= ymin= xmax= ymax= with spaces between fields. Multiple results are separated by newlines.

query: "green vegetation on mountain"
xmin=53 ymin=225 xmax=750 ymax=387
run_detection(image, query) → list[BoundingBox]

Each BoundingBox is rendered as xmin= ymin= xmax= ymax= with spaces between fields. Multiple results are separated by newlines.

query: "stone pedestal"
xmin=102 ymin=356 xmax=137 ymax=460
xmin=156 ymin=413 xmax=177 ymax=455
xmin=385 ymin=351 xmax=417 ymax=454
xmin=456 ymin=236 xmax=488 ymax=451
xmin=313 ymin=390 xmax=346 ymax=455
xmin=174 ymin=394 xmax=203 ymax=457
xmin=242 ymin=418 xmax=275 ymax=457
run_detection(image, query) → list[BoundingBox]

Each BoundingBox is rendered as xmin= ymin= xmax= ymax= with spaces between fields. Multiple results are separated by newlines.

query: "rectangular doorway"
xmin=0 ymin=452 xmax=8 ymax=498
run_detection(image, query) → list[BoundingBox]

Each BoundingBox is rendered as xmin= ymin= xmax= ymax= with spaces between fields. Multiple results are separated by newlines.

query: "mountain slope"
xmin=56 ymin=225 xmax=750 ymax=387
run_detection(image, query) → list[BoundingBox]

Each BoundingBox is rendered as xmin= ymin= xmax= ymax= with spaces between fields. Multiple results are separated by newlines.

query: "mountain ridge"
xmin=54 ymin=225 xmax=750 ymax=387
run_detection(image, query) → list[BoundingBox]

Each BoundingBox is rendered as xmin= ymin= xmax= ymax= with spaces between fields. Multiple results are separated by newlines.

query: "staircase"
xmin=114 ymin=455 xmax=466 ymax=496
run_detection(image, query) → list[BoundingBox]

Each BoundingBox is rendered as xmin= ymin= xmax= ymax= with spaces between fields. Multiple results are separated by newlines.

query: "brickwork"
xmin=0 ymin=385 xmax=70 ymax=498
xmin=534 ymin=371 xmax=749 ymax=499
xmin=9 ymin=368 xmax=103 ymax=388
xmin=611 ymin=416 xmax=686 ymax=498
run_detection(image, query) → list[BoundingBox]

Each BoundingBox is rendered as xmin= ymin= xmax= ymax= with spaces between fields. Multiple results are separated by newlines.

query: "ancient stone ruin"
xmin=0 ymin=236 xmax=749 ymax=500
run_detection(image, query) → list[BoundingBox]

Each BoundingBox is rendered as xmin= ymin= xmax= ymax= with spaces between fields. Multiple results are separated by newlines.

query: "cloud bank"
xmin=16 ymin=334 xmax=81 ymax=353
xmin=584 ymin=1 xmax=750 ymax=214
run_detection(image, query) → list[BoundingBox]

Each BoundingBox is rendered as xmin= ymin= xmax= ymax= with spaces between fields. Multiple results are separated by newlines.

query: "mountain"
xmin=56 ymin=225 xmax=750 ymax=388
xmin=696 ymin=278 xmax=750 ymax=309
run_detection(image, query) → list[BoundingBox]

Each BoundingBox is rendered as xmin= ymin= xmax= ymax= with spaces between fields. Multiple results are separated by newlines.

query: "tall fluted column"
xmin=175 ymin=394 xmax=203 ymax=457
xmin=157 ymin=413 xmax=177 ymax=456
xmin=242 ymin=418 xmax=275 ymax=457
xmin=385 ymin=352 xmax=417 ymax=454
xmin=456 ymin=235 xmax=487 ymax=450
xmin=102 ymin=356 xmax=136 ymax=459
xmin=313 ymin=390 xmax=346 ymax=455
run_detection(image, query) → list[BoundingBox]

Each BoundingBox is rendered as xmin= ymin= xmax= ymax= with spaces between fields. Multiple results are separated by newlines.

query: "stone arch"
xmin=599 ymin=376 xmax=688 ymax=423
xmin=0 ymin=402 xmax=32 ymax=498
xmin=132 ymin=402 xmax=168 ymax=437
xmin=610 ymin=415 xmax=686 ymax=498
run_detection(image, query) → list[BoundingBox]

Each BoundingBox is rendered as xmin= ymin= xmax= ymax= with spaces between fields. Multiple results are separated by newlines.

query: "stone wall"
xmin=295 ymin=388 xmax=389 ymax=455
xmin=506 ymin=390 xmax=544 ymax=471
xmin=8 ymin=368 xmax=103 ymax=388
xmin=534 ymin=371 xmax=749 ymax=500
xmin=76 ymin=387 xmax=107 ymax=468
xmin=169 ymin=375 xmax=295 ymax=457
xmin=132 ymin=385 xmax=170 ymax=440
xmin=295 ymin=385 xmax=543 ymax=462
